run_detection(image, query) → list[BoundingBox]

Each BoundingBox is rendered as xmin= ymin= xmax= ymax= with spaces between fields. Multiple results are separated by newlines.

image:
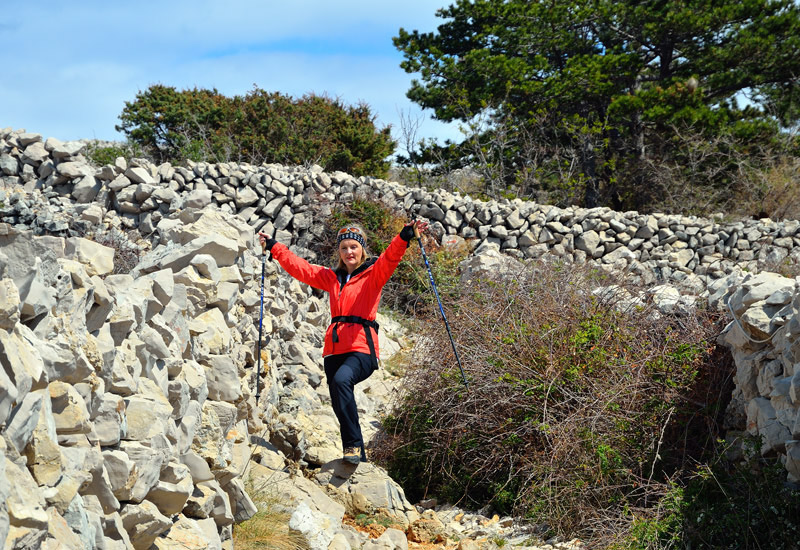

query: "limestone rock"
xmin=120 ymin=500 xmax=172 ymax=550
xmin=5 ymin=389 xmax=45 ymax=454
xmin=115 ymin=441 xmax=169 ymax=503
xmin=103 ymin=449 xmax=138 ymax=502
xmin=314 ymin=462 xmax=418 ymax=527
xmin=289 ymin=500 xmax=338 ymax=550
xmin=123 ymin=380 xmax=174 ymax=442
xmin=363 ymin=528 xmax=409 ymax=550
xmin=145 ymin=462 xmax=193 ymax=516
xmin=0 ymin=277 xmax=20 ymax=329
xmin=92 ymin=392 xmax=127 ymax=446
xmin=407 ymin=510 xmax=445 ymax=543
xmin=153 ymin=515 xmax=221 ymax=550
xmin=65 ymin=237 xmax=115 ymax=276
xmin=24 ymin=390 xmax=63 ymax=487
xmin=746 ymin=397 xmax=791 ymax=455
xmin=202 ymin=355 xmax=243 ymax=402
xmin=50 ymin=381 xmax=92 ymax=435
xmin=5 ymin=456 xmax=49 ymax=529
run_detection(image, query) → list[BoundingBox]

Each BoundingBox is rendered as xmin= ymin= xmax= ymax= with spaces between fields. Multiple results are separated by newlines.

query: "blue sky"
xmin=0 ymin=1 xmax=462 ymax=152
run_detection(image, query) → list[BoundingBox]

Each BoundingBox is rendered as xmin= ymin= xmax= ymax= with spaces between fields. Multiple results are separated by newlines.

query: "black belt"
xmin=330 ymin=315 xmax=380 ymax=369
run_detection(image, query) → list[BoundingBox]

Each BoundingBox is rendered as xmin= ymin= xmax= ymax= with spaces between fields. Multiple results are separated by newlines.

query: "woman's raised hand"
xmin=400 ymin=219 xmax=428 ymax=242
xmin=257 ymin=231 xmax=277 ymax=252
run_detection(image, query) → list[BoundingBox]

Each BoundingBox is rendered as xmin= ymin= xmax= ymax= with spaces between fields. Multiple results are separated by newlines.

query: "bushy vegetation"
xmin=233 ymin=478 xmax=307 ymax=550
xmin=372 ymin=262 xmax=737 ymax=546
xmin=85 ymin=141 xmax=144 ymax=167
xmin=115 ymin=85 xmax=395 ymax=177
xmin=619 ymin=442 xmax=800 ymax=550
xmin=394 ymin=0 xmax=800 ymax=218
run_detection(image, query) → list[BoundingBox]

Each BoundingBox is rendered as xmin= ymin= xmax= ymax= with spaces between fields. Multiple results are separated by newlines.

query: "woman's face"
xmin=338 ymin=239 xmax=363 ymax=273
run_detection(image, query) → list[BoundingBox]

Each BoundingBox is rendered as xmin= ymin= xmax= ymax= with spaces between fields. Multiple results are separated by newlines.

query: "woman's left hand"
xmin=411 ymin=219 xmax=429 ymax=235
xmin=400 ymin=219 xmax=429 ymax=242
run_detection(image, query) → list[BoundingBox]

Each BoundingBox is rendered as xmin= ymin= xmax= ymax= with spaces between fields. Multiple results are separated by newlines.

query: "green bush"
xmin=373 ymin=263 xmax=732 ymax=545
xmin=616 ymin=438 xmax=800 ymax=550
xmin=85 ymin=141 xmax=143 ymax=167
xmin=115 ymin=85 xmax=395 ymax=177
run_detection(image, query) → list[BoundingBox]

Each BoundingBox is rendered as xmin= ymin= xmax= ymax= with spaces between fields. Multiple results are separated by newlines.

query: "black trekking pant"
xmin=323 ymin=352 xmax=376 ymax=462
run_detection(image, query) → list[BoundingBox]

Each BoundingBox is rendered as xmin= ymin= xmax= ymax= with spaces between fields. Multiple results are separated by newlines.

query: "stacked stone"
xmin=0 ymin=195 xmax=429 ymax=550
xmin=3 ymin=127 xmax=800 ymax=295
xmin=0 ymin=208 xmax=276 ymax=549
xmin=707 ymin=271 xmax=800 ymax=481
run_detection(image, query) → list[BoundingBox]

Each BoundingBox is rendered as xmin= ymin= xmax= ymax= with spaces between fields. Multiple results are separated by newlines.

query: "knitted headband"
xmin=337 ymin=227 xmax=366 ymax=248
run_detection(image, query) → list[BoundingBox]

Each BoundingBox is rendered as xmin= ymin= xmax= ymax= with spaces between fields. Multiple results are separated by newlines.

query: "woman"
xmin=258 ymin=219 xmax=427 ymax=464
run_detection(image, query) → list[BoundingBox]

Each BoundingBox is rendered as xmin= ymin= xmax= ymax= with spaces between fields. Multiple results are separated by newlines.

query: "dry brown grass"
xmin=373 ymin=260 xmax=733 ymax=546
xmin=233 ymin=479 xmax=309 ymax=550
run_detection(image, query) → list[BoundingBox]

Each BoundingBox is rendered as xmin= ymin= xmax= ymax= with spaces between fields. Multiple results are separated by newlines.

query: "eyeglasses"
xmin=337 ymin=226 xmax=362 ymax=235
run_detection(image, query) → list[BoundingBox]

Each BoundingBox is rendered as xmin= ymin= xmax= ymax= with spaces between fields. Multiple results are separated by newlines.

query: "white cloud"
xmin=0 ymin=1 xmax=461 ymax=146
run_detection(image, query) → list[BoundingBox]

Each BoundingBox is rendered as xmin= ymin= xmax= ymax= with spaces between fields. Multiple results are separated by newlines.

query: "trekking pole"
xmin=255 ymin=238 xmax=267 ymax=404
xmin=414 ymin=223 xmax=469 ymax=390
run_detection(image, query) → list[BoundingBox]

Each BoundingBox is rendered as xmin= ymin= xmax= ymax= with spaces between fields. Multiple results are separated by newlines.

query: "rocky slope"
xmin=1 ymin=126 xmax=800 ymax=549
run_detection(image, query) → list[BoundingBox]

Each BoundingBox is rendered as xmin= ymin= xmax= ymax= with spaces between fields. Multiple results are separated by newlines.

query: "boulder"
xmin=202 ymin=354 xmax=243 ymax=402
xmin=120 ymin=500 xmax=172 ymax=550
xmin=190 ymin=307 xmax=233 ymax=355
xmin=145 ymin=462 xmax=193 ymax=516
xmin=5 ymin=389 xmax=45 ymax=454
xmin=0 ymin=277 xmax=20 ymax=329
xmin=49 ymin=381 xmax=92 ymax=435
xmin=5 ymin=456 xmax=49 ymax=530
xmin=364 ymin=528 xmax=409 ymax=550
xmin=123 ymin=380 xmax=174 ymax=442
xmin=289 ymin=501 xmax=339 ymax=550
xmin=314 ymin=462 xmax=418 ymax=527
xmin=152 ymin=515 xmax=221 ymax=550
xmin=746 ymin=397 xmax=791 ymax=455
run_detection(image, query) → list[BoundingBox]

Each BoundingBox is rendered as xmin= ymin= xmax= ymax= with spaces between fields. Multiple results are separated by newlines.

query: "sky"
xmin=0 ymin=1 xmax=463 ymax=155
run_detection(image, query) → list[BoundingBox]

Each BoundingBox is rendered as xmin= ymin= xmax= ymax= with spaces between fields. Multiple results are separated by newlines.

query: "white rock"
xmin=0 ymin=277 xmax=20 ymax=329
xmin=72 ymin=174 xmax=103 ymax=203
xmin=746 ymin=397 xmax=791 ymax=455
xmin=180 ymin=450 xmax=215 ymax=483
xmin=57 ymin=160 xmax=96 ymax=178
xmin=145 ymin=462 xmax=193 ymax=516
xmin=190 ymin=307 xmax=233 ymax=355
xmin=123 ymin=382 xmax=174 ymax=442
xmin=5 ymin=388 xmax=44 ymax=453
xmin=91 ymin=392 xmax=126 ymax=446
xmin=25 ymin=390 xmax=63 ymax=487
xmin=65 ymin=237 xmax=115 ymax=277
xmin=152 ymin=515 xmax=220 ymax=550
xmin=289 ymin=501 xmax=338 ymax=550
xmin=50 ymin=381 xmax=91 ymax=435
xmin=5 ymin=456 xmax=49 ymax=529
xmin=120 ymin=500 xmax=172 ymax=550
xmin=363 ymin=528 xmax=409 ymax=550
xmin=125 ymin=166 xmax=156 ymax=185
xmin=202 ymin=355 xmax=243 ymax=402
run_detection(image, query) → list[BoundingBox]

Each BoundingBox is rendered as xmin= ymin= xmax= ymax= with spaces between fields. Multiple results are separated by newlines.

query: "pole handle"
xmin=261 ymin=239 xmax=267 ymax=255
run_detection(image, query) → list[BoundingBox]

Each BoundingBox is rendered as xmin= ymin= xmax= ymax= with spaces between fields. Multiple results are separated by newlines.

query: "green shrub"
xmin=116 ymin=84 xmax=395 ymax=176
xmin=373 ymin=263 xmax=732 ymax=545
xmin=616 ymin=438 xmax=800 ymax=550
xmin=85 ymin=141 xmax=143 ymax=167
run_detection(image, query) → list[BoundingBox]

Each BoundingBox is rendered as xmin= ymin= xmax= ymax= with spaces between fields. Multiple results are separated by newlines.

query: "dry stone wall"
xmin=2 ymin=127 xmax=800 ymax=295
xmin=2 ymin=126 xmax=800 ymax=546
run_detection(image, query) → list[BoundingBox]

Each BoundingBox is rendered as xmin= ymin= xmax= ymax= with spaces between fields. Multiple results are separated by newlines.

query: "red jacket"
xmin=270 ymin=234 xmax=409 ymax=358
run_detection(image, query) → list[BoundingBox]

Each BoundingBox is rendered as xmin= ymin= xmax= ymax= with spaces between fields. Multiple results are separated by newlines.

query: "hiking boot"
xmin=342 ymin=447 xmax=361 ymax=464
